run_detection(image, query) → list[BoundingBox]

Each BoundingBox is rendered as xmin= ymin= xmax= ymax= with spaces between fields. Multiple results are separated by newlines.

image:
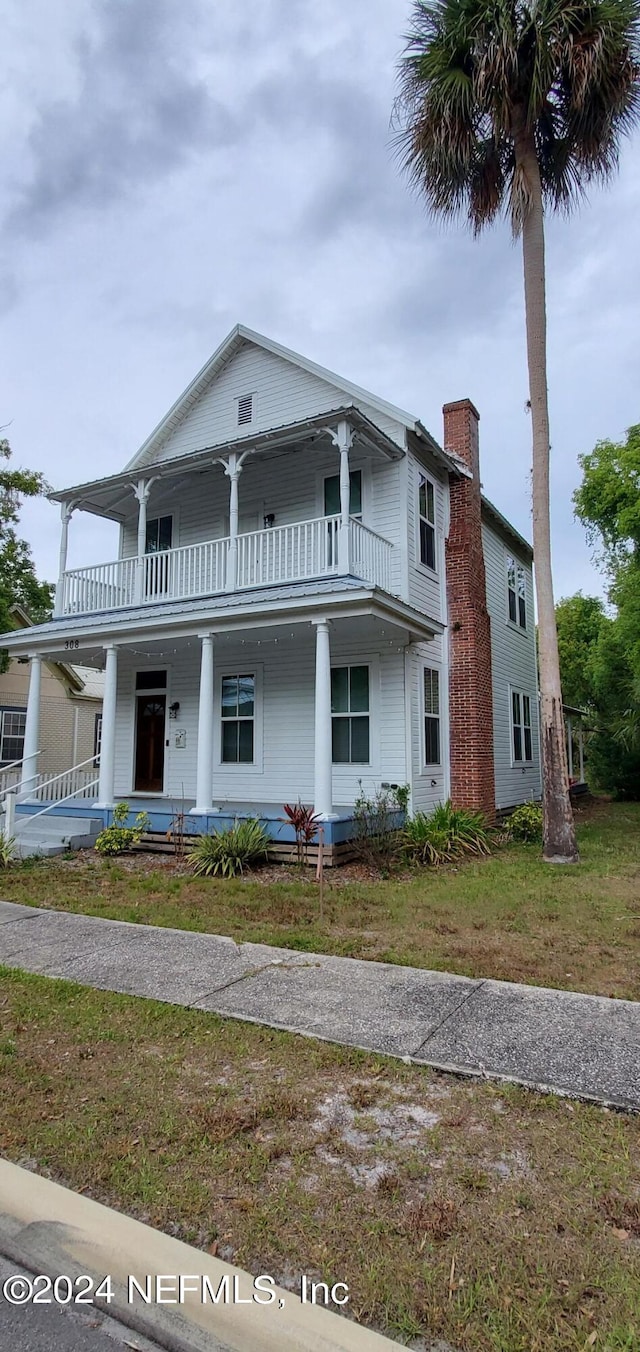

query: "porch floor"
xmin=14 ymin=799 xmax=372 ymax=846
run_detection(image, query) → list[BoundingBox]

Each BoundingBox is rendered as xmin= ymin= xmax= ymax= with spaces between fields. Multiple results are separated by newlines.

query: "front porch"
xmin=2 ymin=590 xmax=442 ymax=857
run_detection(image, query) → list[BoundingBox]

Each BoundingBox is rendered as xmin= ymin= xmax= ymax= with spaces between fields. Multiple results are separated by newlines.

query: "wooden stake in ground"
xmin=315 ymin=816 xmax=324 ymax=924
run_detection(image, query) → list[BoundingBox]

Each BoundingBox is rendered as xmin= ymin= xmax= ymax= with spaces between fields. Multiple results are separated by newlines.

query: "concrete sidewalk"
xmin=0 ymin=900 xmax=639 ymax=1110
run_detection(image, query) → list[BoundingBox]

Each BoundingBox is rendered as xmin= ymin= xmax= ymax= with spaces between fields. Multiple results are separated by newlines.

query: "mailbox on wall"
xmin=174 ymin=729 xmax=187 ymax=749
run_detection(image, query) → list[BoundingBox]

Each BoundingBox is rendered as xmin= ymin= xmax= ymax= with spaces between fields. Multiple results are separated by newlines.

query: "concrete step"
xmin=11 ymin=815 xmax=103 ymax=859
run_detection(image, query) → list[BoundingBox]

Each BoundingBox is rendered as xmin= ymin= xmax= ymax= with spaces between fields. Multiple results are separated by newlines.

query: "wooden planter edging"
xmin=132 ymin=833 xmax=359 ymax=867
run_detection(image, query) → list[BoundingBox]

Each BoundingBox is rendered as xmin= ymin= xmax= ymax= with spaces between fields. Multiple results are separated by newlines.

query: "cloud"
xmin=5 ymin=0 xmax=234 ymax=236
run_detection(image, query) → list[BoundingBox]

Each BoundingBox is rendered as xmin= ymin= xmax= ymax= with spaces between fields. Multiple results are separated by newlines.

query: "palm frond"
xmin=395 ymin=0 xmax=640 ymax=233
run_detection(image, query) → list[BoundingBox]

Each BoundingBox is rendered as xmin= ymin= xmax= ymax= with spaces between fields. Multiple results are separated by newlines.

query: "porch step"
xmin=12 ymin=815 xmax=103 ymax=860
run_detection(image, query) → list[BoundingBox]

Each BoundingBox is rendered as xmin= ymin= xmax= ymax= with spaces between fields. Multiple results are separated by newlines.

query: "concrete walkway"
xmin=1 ymin=900 xmax=639 ymax=1111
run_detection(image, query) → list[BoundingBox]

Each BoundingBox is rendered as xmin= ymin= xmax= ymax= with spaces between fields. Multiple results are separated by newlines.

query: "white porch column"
xmin=325 ymin=420 xmax=354 ymax=574
xmin=54 ymin=502 xmax=75 ymax=618
xmin=578 ymin=725 xmax=585 ymax=783
xmin=221 ymin=452 xmax=247 ymax=593
xmin=20 ymin=655 xmax=42 ymax=798
xmin=133 ymin=479 xmax=153 ymax=604
xmin=313 ymin=620 xmax=334 ymax=819
xmin=96 ymin=645 xmax=118 ymax=808
xmin=192 ymin=633 xmax=215 ymax=814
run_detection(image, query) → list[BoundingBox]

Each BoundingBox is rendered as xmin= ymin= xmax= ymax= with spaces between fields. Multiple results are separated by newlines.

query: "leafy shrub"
xmin=95 ymin=802 xmax=150 ymax=856
xmin=403 ymin=800 xmax=492 ymax=866
xmin=283 ymin=800 xmax=320 ymax=864
xmin=188 ymin=818 xmax=270 ymax=878
xmin=0 ymin=831 xmax=15 ymax=867
xmin=353 ymin=783 xmax=407 ymax=871
xmin=507 ymin=801 xmax=543 ymax=842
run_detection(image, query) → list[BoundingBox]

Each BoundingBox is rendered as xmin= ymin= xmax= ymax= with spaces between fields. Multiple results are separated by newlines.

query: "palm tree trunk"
xmin=515 ymin=131 xmax=579 ymax=863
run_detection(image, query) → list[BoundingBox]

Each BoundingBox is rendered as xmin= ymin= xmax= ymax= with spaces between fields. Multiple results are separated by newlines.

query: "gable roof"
xmin=124 ymin=323 xmax=435 ymax=473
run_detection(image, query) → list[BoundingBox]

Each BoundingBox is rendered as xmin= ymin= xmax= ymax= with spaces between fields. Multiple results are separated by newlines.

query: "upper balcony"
xmin=58 ymin=515 xmax=394 ymax=618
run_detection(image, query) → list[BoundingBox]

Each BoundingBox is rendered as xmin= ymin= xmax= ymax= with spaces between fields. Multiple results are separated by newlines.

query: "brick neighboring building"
xmin=0 ymin=609 xmax=103 ymax=778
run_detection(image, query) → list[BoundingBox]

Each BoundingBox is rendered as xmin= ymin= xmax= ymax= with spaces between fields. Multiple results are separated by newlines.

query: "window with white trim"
xmin=145 ymin=516 xmax=172 ymax=554
xmin=511 ymin=689 xmax=533 ymax=763
xmin=0 ymin=708 xmax=26 ymax=764
xmin=221 ymin=674 xmax=255 ymax=763
xmin=506 ymin=554 xmax=527 ymax=629
xmin=423 ymin=668 xmax=441 ymax=765
xmin=331 ymin=665 xmax=369 ymax=764
xmin=418 ymin=473 xmax=436 ymax=571
xmin=93 ymin=713 xmax=103 ymax=765
xmin=323 ymin=469 xmax=362 ymax=520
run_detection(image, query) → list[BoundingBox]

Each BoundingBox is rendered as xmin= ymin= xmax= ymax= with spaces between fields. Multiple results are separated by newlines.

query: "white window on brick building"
xmin=93 ymin=713 xmax=103 ymax=764
xmin=0 ymin=708 xmax=27 ymax=764
xmin=511 ymin=689 xmax=533 ymax=763
xmin=506 ymin=553 xmax=526 ymax=629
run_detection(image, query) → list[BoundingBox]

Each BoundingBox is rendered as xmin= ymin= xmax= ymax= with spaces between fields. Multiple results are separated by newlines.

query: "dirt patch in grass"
xmin=1 ymin=967 xmax=639 ymax=1351
xmin=2 ymin=799 xmax=640 ymax=999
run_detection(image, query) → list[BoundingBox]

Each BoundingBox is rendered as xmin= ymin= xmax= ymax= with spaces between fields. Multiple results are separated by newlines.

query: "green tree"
xmin=394 ymin=0 xmax=640 ymax=862
xmin=573 ymin=423 xmax=640 ymax=797
xmin=555 ymin=593 xmax=606 ymax=710
xmin=0 ymin=438 xmax=54 ymax=670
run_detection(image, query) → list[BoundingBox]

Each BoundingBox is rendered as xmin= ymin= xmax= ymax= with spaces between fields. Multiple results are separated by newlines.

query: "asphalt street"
xmin=0 ymin=1257 xmax=163 ymax=1352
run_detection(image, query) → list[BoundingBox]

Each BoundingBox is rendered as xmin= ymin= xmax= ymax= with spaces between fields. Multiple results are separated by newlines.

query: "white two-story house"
xmin=0 ymin=325 xmax=541 ymax=853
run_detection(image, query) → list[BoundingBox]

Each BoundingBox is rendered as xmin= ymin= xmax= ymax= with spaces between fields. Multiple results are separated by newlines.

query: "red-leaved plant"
xmin=283 ymin=800 xmax=321 ymax=865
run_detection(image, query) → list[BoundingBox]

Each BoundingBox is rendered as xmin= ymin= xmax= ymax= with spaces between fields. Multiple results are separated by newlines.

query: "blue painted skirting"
xmin=14 ymin=801 xmax=405 ymax=845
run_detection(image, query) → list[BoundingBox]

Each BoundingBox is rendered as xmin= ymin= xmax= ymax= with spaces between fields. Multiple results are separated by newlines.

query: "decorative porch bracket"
xmin=217 ymin=451 xmax=250 ymax=592
xmin=132 ymin=478 xmax=157 ymax=604
xmin=323 ymin=420 xmax=355 ymax=574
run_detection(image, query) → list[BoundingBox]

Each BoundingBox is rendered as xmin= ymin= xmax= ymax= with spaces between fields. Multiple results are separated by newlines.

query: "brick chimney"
xmin=443 ymin=399 xmax=496 ymax=820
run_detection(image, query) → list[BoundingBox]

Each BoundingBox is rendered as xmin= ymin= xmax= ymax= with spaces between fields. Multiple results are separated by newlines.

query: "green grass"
xmin=2 ymin=799 xmax=639 ymax=998
xmin=0 ymin=967 xmax=639 ymax=1351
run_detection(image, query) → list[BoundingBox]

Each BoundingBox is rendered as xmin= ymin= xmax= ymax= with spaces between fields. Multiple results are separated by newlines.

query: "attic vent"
xmin=237 ymin=393 xmax=253 ymax=426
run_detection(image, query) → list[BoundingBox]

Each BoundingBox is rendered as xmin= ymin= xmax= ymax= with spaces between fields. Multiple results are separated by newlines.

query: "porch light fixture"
xmin=169 ymin=702 xmax=180 ymax=719
xmin=263 ymin=513 xmax=275 ymax=529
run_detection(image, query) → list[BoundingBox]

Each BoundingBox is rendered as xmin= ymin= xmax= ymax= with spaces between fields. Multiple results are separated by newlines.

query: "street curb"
xmin=0 ymin=1159 xmax=401 ymax=1352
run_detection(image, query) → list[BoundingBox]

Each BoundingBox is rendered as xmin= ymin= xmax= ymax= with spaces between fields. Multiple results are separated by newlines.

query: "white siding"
xmin=482 ymin=521 xmax=542 ymax=809
xmin=113 ymin=635 xmax=407 ymax=808
xmin=407 ymin=635 xmax=448 ymax=814
xmin=406 ymin=448 xmax=447 ymax=624
xmin=149 ymin=343 xmax=406 ymax=465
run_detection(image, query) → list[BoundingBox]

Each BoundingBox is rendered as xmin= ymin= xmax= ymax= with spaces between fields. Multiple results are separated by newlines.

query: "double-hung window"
xmin=423 ymin=668 xmax=441 ymax=765
xmin=511 ymin=690 xmax=533 ymax=763
xmin=221 ymin=674 xmax=255 ymax=763
xmin=0 ymin=708 xmax=26 ymax=764
xmin=418 ymin=473 xmax=436 ymax=571
xmin=506 ymin=554 xmax=526 ymax=629
xmin=331 ymin=665 xmax=369 ymax=764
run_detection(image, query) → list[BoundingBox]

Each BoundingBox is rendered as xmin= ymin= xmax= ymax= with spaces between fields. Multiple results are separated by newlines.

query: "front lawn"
xmin=2 ymin=798 xmax=639 ymax=999
xmin=1 ymin=968 xmax=639 ymax=1351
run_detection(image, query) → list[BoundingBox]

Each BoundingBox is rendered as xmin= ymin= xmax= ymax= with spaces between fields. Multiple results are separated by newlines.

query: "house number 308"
xmin=64 ymin=639 xmax=80 ymax=649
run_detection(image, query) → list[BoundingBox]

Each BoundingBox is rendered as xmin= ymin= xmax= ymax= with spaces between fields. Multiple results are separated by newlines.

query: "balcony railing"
xmin=58 ymin=515 xmax=394 ymax=617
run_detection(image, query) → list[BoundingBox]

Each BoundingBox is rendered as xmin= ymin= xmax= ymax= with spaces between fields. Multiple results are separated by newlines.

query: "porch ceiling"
xmin=48 ymin=405 xmax=406 ymax=521
xmin=0 ymin=579 xmax=441 ymax=662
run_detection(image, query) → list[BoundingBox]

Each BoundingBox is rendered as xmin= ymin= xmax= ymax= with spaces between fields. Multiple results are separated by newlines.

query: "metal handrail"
xmin=17 ymin=777 xmax=100 ymax=828
xmin=0 ymin=750 xmax=42 ymax=802
xmin=26 ymin=753 xmax=100 ymax=796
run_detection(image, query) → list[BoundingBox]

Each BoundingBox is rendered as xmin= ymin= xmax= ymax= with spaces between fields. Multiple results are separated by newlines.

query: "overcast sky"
xmin=2 ymin=0 xmax=638 ymax=599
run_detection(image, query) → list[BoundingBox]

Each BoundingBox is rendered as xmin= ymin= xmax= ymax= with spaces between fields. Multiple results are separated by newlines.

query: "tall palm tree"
xmin=395 ymin=0 xmax=639 ymax=862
